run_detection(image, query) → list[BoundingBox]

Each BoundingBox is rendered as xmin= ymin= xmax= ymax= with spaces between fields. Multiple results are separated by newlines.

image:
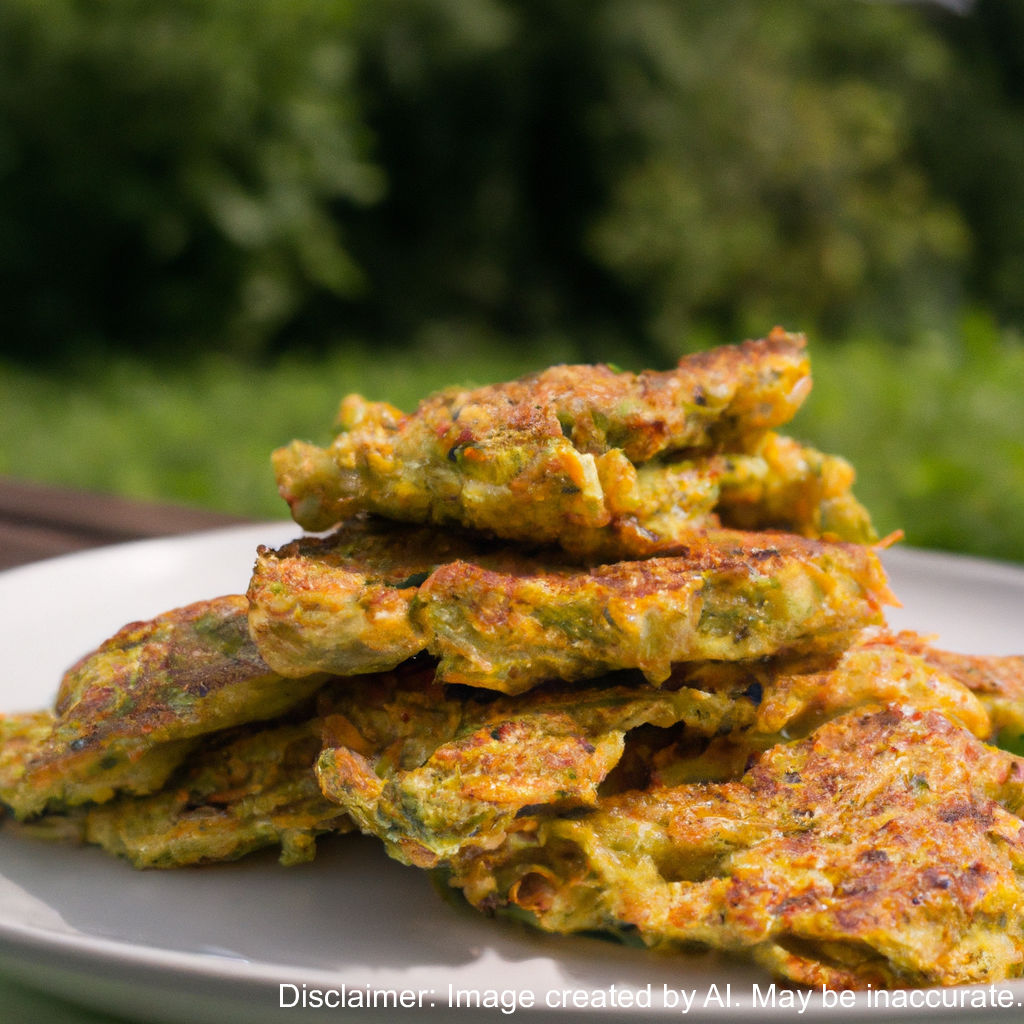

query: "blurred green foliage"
xmin=792 ymin=316 xmax=1024 ymax=562
xmin=0 ymin=0 xmax=381 ymax=360
xmin=913 ymin=0 xmax=1024 ymax=329
xmin=1 ymin=0 xmax=1021 ymax=362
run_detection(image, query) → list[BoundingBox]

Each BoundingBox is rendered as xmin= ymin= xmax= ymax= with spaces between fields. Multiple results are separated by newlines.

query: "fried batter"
xmin=249 ymin=520 xmax=894 ymax=692
xmin=313 ymin=630 xmax=1017 ymax=869
xmin=315 ymin=664 xmax=753 ymax=868
xmin=515 ymin=433 xmax=877 ymax=562
xmin=0 ymin=711 xmax=54 ymax=802
xmin=448 ymin=705 xmax=1024 ymax=989
xmin=273 ymin=330 xmax=834 ymax=556
xmin=715 ymin=431 xmax=877 ymax=544
xmin=879 ymin=631 xmax=1024 ymax=752
xmin=640 ymin=629 xmax=1023 ymax=788
xmin=420 ymin=530 xmax=892 ymax=693
xmin=246 ymin=518 xmax=495 ymax=679
xmin=79 ymin=718 xmax=350 ymax=868
xmin=0 ymin=595 xmax=326 ymax=819
xmin=675 ymin=628 xmax=994 ymax=745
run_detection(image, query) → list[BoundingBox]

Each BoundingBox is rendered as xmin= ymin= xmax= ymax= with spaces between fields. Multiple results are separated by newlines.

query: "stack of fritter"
xmin=4 ymin=328 xmax=1024 ymax=991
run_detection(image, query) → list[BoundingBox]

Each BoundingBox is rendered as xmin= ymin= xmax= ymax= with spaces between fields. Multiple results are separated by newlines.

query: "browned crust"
xmin=449 ymin=705 xmax=1024 ymax=989
xmin=247 ymin=520 xmax=895 ymax=691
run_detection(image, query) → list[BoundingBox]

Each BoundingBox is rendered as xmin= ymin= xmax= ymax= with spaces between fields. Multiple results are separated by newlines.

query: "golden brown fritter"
xmin=714 ymin=431 xmax=877 ymax=544
xmin=448 ymin=705 xmax=1024 ymax=990
xmin=0 ymin=595 xmax=326 ymax=819
xmin=315 ymin=663 xmax=753 ymax=868
xmin=246 ymin=518 xmax=496 ymax=679
xmin=273 ymin=330 xmax=827 ymax=556
xmin=636 ymin=630 xmax=1000 ymax=789
xmin=312 ymin=630 xmax=1017 ymax=868
xmin=418 ymin=530 xmax=892 ymax=693
xmin=79 ymin=718 xmax=350 ymax=868
xmin=652 ymin=629 xmax=1024 ymax=793
xmin=511 ymin=433 xmax=877 ymax=562
xmin=879 ymin=631 xmax=1024 ymax=752
xmin=248 ymin=520 xmax=894 ymax=692
xmin=682 ymin=633 xmax=1024 ymax=774
xmin=675 ymin=628 xmax=994 ymax=745
xmin=0 ymin=711 xmax=54 ymax=803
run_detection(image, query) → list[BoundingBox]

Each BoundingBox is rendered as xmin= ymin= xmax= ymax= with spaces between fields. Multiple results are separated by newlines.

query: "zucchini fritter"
xmin=500 ymin=432 xmax=876 ymax=562
xmin=0 ymin=595 xmax=326 ymax=819
xmin=246 ymin=518 xmax=493 ymax=679
xmin=448 ymin=705 xmax=1024 ymax=990
xmin=80 ymin=718 xmax=350 ymax=868
xmin=313 ymin=631 xmax=1022 ymax=869
xmin=248 ymin=521 xmax=894 ymax=692
xmin=677 ymin=628 xmax=994 ymax=745
xmin=272 ymin=330 xmax=868 ymax=557
xmin=714 ymin=431 xmax=877 ymax=544
xmin=419 ymin=531 xmax=892 ymax=693
xmin=315 ymin=664 xmax=754 ymax=868
xmin=880 ymin=631 xmax=1024 ymax=752
xmin=0 ymin=710 xmax=54 ymax=803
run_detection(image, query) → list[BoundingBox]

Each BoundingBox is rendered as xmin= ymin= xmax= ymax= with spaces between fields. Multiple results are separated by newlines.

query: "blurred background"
xmin=1 ymin=0 xmax=1022 ymax=560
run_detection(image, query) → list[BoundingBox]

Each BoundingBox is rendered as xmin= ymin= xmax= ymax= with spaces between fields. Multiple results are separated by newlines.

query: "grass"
xmin=2 ymin=319 xmax=1023 ymax=563
xmin=794 ymin=318 xmax=1024 ymax=563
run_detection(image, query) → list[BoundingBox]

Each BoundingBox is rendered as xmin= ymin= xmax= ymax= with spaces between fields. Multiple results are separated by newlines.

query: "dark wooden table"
xmin=0 ymin=476 xmax=254 ymax=570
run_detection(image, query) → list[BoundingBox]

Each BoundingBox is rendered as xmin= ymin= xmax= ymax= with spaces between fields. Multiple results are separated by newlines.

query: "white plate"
xmin=1 ymin=527 xmax=1024 ymax=1024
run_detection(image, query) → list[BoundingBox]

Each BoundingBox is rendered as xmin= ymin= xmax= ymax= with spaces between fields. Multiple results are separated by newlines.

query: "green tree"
xmin=582 ymin=1 xmax=970 ymax=354
xmin=1 ymin=0 xmax=1013 ymax=364
xmin=0 ymin=0 xmax=380 ymax=362
xmin=913 ymin=0 xmax=1024 ymax=329
xmin=339 ymin=0 xmax=973 ymax=358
